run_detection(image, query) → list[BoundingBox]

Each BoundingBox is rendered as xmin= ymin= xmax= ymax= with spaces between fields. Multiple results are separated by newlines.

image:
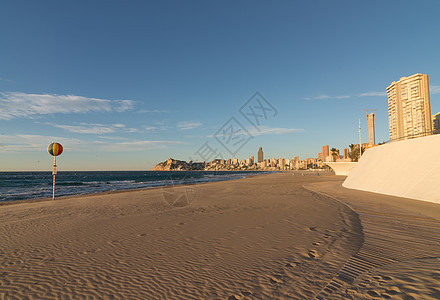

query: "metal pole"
xmin=52 ymin=156 xmax=57 ymax=200
xmin=359 ymin=119 xmax=362 ymax=161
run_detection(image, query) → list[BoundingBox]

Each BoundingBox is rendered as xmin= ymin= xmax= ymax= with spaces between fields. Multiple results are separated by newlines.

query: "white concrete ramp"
xmin=324 ymin=162 xmax=357 ymax=176
xmin=343 ymin=134 xmax=440 ymax=204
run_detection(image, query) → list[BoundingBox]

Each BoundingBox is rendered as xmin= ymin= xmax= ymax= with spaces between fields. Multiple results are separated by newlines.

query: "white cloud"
xmin=0 ymin=134 xmax=185 ymax=153
xmin=359 ymin=91 xmax=386 ymax=97
xmin=105 ymin=140 xmax=185 ymax=151
xmin=0 ymin=92 xmax=134 ymax=120
xmin=144 ymin=126 xmax=158 ymax=132
xmin=48 ymin=122 xmax=140 ymax=134
xmin=0 ymin=77 xmax=13 ymax=83
xmin=178 ymin=121 xmax=203 ymax=130
xmin=304 ymin=94 xmax=350 ymax=100
xmin=247 ymin=126 xmax=303 ymax=136
xmin=304 ymin=91 xmax=387 ymax=100
xmin=136 ymin=109 xmax=170 ymax=113
xmin=52 ymin=124 xmax=116 ymax=134
xmin=431 ymin=85 xmax=440 ymax=94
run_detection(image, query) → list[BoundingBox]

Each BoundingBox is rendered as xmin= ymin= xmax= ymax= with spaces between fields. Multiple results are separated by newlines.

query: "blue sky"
xmin=1 ymin=0 xmax=440 ymax=170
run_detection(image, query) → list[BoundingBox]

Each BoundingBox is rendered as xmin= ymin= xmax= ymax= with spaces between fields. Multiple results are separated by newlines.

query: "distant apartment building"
xmin=387 ymin=73 xmax=432 ymax=142
xmin=232 ymin=158 xmax=238 ymax=165
xmin=433 ymin=112 xmax=440 ymax=134
xmin=343 ymin=148 xmax=349 ymax=159
xmin=279 ymin=158 xmax=285 ymax=170
xmin=318 ymin=152 xmax=323 ymax=161
xmin=367 ymin=113 xmax=376 ymax=146
xmin=322 ymin=145 xmax=329 ymax=159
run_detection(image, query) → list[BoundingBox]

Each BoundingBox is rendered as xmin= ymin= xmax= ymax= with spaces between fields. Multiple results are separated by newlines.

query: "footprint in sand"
xmin=367 ymin=290 xmax=380 ymax=297
xmin=269 ymin=274 xmax=283 ymax=284
xmin=312 ymin=241 xmax=324 ymax=246
xmin=228 ymin=295 xmax=241 ymax=300
xmin=309 ymin=227 xmax=318 ymax=231
xmin=385 ymin=287 xmax=401 ymax=295
xmin=285 ymin=262 xmax=297 ymax=268
xmin=241 ymin=291 xmax=253 ymax=296
xmin=308 ymin=250 xmax=319 ymax=259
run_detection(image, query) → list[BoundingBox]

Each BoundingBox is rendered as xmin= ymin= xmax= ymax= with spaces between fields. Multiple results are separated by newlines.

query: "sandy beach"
xmin=0 ymin=172 xmax=439 ymax=299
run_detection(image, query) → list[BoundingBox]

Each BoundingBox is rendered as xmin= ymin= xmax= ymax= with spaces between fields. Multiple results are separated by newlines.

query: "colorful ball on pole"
xmin=47 ymin=142 xmax=63 ymax=156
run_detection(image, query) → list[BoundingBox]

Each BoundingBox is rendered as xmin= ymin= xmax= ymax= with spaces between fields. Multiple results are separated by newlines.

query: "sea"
xmin=0 ymin=171 xmax=271 ymax=203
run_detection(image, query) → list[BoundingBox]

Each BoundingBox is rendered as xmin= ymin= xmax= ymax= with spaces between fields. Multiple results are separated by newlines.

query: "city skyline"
xmin=1 ymin=1 xmax=440 ymax=170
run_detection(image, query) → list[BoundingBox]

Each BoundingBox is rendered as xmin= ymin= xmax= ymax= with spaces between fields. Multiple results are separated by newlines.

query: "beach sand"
xmin=306 ymin=180 xmax=440 ymax=299
xmin=0 ymin=172 xmax=439 ymax=299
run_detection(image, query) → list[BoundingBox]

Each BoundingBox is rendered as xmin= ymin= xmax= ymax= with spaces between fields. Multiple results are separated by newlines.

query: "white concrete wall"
xmin=343 ymin=134 xmax=440 ymax=204
xmin=324 ymin=162 xmax=358 ymax=176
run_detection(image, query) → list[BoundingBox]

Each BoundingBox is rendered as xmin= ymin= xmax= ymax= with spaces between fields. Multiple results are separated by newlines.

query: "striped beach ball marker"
xmin=47 ymin=142 xmax=63 ymax=156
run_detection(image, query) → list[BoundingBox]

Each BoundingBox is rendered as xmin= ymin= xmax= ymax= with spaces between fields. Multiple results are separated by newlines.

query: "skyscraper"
xmin=257 ymin=147 xmax=263 ymax=163
xmin=387 ymin=73 xmax=432 ymax=142
xmin=322 ymin=145 xmax=329 ymax=159
xmin=367 ymin=113 xmax=376 ymax=146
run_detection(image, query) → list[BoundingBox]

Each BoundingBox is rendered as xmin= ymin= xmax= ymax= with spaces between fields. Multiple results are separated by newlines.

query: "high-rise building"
xmin=318 ymin=152 xmax=323 ymax=161
xmin=367 ymin=113 xmax=376 ymax=146
xmin=433 ymin=112 xmax=440 ymax=134
xmin=387 ymin=73 xmax=432 ymax=142
xmin=257 ymin=147 xmax=263 ymax=163
xmin=322 ymin=145 xmax=329 ymax=159
xmin=343 ymin=148 xmax=349 ymax=159
xmin=280 ymin=158 xmax=285 ymax=170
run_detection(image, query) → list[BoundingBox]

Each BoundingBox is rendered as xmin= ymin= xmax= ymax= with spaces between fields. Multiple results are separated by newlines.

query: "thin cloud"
xmin=304 ymin=94 xmax=350 ymax=100
xmin=0 ymin=134 xmax=185 ymax=153
xmin=248 ymin=126 xmax=303 ymax=136
xmin=0 ymin=92 xmax=134 ymax=120
xmin=107 ymin=140 xmax=185 ymax=151
xmin=431 ymin=85 xmax=440 ymax=94
xmin=144 ymin=126 xmax=159 ymax=132
xmin=304 ymin=91 xmax=387 ymax=100
xmin=208 ymin=125 xmax=303 ymax=138
xmin=359 ymin=91 xmax=386 ymax=97
xmin=136 ymin=109 xmax=170 ymax=113
xmin=52 ymin=124 xmax=116 ymax=134
xmin=48 ymin=122 xmax=139 ymax=134
xmin=178 ymin=121 xmax=203 ymax=130
xmin=0 ymin=77 xmax=13 ymax=83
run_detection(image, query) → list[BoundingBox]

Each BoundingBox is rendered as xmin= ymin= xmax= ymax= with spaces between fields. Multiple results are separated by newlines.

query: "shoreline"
xmin=0 ymin=170 xmax=333 ymax=207
xmin=0 ymin=170 xmax=277 ymax=207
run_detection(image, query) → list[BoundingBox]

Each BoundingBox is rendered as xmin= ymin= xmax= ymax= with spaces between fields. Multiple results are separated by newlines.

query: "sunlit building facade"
xmin=387 ymin=73 xmax=432 ymax=142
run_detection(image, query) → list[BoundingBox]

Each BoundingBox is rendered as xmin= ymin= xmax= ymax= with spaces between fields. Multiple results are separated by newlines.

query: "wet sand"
xmin=1 ymin=172 xmax=439 ymax=299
